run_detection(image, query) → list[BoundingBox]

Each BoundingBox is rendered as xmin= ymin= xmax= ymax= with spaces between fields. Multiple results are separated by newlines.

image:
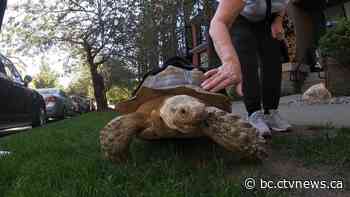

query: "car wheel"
xmin=32 ymin=106 xmax=46 ymax=127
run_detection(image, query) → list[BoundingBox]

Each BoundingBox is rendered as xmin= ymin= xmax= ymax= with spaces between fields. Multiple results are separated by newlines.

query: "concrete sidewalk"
xmin=232 ymin=96 xmax=350 ymax=128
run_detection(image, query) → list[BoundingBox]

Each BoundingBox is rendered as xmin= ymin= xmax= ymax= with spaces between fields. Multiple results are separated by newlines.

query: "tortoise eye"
xmin=180 ymin=108 xmax=186 ymax=114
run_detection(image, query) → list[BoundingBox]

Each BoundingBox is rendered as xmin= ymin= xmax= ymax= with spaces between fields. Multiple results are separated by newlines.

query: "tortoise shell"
xmin=117 ymin=65 xmax=232 ymax=114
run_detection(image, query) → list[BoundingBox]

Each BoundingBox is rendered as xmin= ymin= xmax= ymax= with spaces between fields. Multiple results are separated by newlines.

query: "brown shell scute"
xmin=117 ymin=66 xmax=232 ymax=114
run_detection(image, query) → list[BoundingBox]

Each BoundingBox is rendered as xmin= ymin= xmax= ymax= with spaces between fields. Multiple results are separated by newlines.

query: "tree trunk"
xmin=83 ymin=40 xmax=108 ymax=111
xmin=89 ymin=64 xmax=108 ymax=111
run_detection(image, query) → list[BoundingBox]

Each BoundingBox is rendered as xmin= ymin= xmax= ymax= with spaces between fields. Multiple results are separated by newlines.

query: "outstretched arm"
xmin=201 ymin=0 xmax=245 ymax=94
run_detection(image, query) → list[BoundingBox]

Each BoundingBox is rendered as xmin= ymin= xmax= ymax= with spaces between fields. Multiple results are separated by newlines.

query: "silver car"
xmin=37 ymin=88 xmax=75 ymax=120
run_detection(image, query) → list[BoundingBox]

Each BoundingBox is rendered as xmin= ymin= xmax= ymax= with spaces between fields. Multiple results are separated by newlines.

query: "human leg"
xmin=257 ymin=26 xmax=291 ymax=131
xmin=231 ymin=17 xmax=271 ymax=137
xmin=231 ymin=17 xmax=262 ymax=116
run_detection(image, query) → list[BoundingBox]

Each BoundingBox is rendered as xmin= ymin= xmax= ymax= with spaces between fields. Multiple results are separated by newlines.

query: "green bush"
xmin=106 ymin=86 xmax=133 ymax=104
xmin=319 ymin=18 xmax=350 ymax=66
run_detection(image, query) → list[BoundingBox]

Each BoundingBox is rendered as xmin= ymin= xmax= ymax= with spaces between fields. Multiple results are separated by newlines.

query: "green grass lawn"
xmin=0 ymin=112 xmax=349 ymax=197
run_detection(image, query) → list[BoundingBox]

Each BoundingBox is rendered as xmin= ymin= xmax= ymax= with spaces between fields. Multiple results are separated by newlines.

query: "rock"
xmin=302 ymin=83 xmax=332 ymax=104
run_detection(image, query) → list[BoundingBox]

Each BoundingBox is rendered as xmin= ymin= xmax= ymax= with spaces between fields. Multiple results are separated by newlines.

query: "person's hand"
xmin=271 ymin=17 xmax=284 ymax=40
xmin=201 ymin=63 xmax=242 ymax=94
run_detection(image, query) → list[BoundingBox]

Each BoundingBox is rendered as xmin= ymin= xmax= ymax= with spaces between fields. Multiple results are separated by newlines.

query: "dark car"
xmin=0 ymin=54 xmax=46 ymax=130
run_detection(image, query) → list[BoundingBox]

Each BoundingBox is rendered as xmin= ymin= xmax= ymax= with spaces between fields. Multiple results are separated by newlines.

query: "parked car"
xmin=37 ymin=88 xmax=75 ymax=119
xmin=86 ymin=97 xmax=96 ymax=112
xmin=70 ymin=95 xmax=90 ymax=113
xmin=0 ymin=54 xmax=46 ymax=129
xmin=69 ymin=95 xmax=81 ymax=114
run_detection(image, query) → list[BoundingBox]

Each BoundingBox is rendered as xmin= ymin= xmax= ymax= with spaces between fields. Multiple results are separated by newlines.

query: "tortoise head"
xmin=159 ymin=95 xmax=207 ymax=133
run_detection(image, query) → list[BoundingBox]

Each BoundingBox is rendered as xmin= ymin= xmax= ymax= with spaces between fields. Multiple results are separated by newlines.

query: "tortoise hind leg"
xmin=202 ymin=107 xmax=267 ymax=160
xmin=100 ymin=112 xmax=148 ymax=163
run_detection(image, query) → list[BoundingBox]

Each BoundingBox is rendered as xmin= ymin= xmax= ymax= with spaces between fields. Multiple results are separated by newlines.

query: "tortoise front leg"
xmin=202 ymin=107 xmax=267 ymax=161
xmin=100 ymin=112 xmax=148 ymax=163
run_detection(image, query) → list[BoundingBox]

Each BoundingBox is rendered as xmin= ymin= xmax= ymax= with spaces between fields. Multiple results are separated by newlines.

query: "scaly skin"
xmin=100 ymin=112 xmax=148 ymax=162
xmin=202 ymin=107 xmax=267 ymax=160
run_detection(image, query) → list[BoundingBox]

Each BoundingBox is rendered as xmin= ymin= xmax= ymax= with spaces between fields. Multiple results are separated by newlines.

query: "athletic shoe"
xmin=264 ymin=109 xmax=292 ymax=132
xmin=248 ymin=111 xmax=272 ymax=138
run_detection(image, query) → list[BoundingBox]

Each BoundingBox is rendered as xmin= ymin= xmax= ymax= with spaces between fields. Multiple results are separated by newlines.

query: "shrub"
xmin=319 ymin=18 xmax=350 ymax=66
xmin=106 ymin=86 xmax=133 ymax=103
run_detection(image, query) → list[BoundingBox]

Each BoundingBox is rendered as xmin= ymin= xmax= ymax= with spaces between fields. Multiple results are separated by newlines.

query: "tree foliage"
xmin=106 ymin=86 xmax=133 ymax=104
xmin=320 ymin=18 xmax=350 ymax=66
xmin=133 ymin=0 xmax=215 ymax=79
xmin=135 ymin=0 xmax=193 ymax=79
xmin=33 ymin=63 xmax=59 ymax=89
xmin=100 ymin=58 xmax=137 ymax=91
xmin=65 ymin=64 xmax=93 ymax=97
xmin=2 ymin=0 xmax=139 ymax=110
xmin=1 ymin=0 xmax=216 ymax=109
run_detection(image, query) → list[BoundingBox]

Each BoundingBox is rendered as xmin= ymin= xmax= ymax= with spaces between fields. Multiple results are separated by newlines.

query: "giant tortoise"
xmin=100 ymin=65 xmax=266 ymax=162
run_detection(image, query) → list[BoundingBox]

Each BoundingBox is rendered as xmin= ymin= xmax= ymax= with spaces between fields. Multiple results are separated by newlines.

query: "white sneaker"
xmin=248 ymin=111 xmax=271 ymax=138
xmin=264 ymin=109 xmax=292 ymax=132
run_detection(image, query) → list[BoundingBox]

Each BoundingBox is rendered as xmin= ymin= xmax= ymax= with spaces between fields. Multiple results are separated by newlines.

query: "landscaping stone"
xmin=302 ymin=83 xmax=332 ymax=104
xmin=301 ymin=72 xmax=325 ymax=93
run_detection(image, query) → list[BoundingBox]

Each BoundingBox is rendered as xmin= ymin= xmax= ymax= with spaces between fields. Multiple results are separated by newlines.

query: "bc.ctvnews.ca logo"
xmin=243 ymin=177 xmax=344 ymax=190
